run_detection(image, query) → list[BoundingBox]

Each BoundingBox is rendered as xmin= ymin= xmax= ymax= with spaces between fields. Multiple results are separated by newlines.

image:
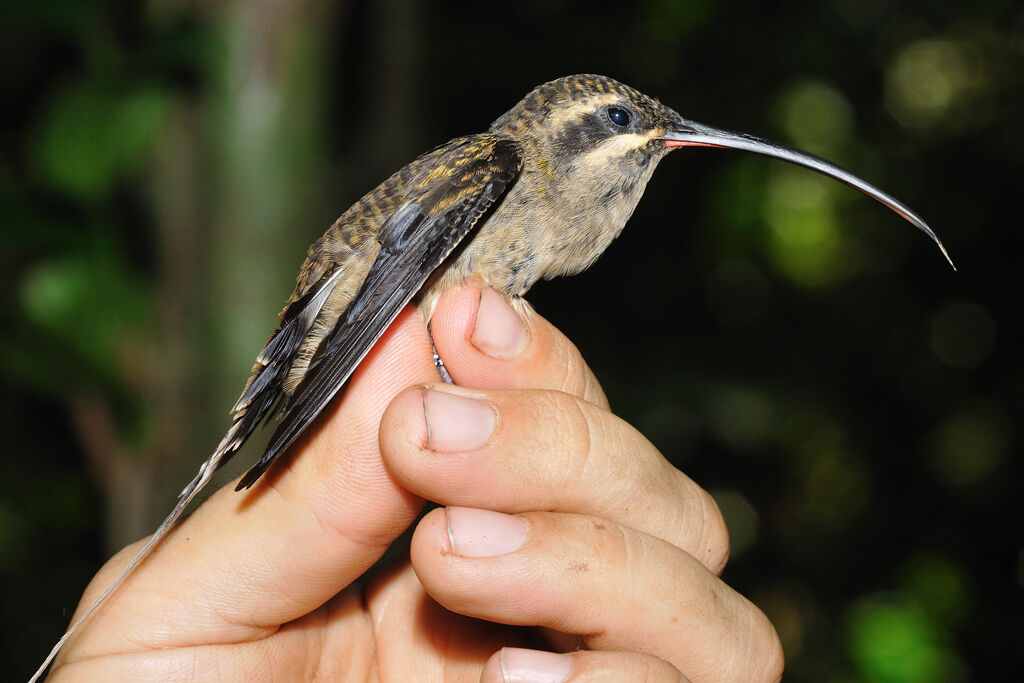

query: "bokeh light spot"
xmin=929 ymin=299 xmax=996 ymax=368
xmin=928 ymin=401 xmax=1010 ymax=487
xmin=706 ymin=384 xmax=777 ymax=451
xmin=777 ymin=418 xmax=873 ymax=539
xmin=710 ymin=488 xmax=758 ymax=558
xmin=886 ymin=40 xmax=967 ymax=128
xmin=764 ymin=168 xmax=845 ymax=287
xmin=638 ymin=400 xmax=699 ymax=464
xmin=800 ymin=440 xmax=869 ymax=529
xmin=777 ymin=80 xmax=854 ymax=155
xmin=847 ymin=595 xmax=961 ymax=682
xmin=897 ymin=553 xmax=972 ymax=627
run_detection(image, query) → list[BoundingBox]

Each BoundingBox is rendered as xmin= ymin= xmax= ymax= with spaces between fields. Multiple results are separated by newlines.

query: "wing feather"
xmin=235 ymin=137 xmax=522 ymax=489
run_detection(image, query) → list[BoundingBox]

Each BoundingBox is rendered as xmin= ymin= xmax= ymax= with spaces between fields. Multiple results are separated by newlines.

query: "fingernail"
xmin=501 ymin=648 xmax=572 ymax=683
xmin=422 ymin=389 xmax=497 ymax=452
xmin=446 ymin=507 xmax=528 ymax=557
xmin=471 ymin=287 xmax=528 ymax=359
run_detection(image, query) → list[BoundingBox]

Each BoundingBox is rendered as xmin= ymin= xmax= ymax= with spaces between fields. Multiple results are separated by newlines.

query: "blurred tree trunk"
xmin=201 ymin=0 xmax=337 ymax=492
xmin=100 ymin=0 xmax=338 ymax=550
xmin=97 ymin=0 xmax=427 ymax=551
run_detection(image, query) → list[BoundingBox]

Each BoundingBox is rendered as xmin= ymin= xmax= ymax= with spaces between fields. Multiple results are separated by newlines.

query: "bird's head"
xmin=490 ymin=74 xmax=953 ymax=268
xmin=489 ymin=74 xmax=684 ymax=187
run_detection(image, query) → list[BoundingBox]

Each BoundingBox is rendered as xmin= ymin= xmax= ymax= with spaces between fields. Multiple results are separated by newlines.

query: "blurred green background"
xmin=2 ymin=0 xmax=1021 ymax=680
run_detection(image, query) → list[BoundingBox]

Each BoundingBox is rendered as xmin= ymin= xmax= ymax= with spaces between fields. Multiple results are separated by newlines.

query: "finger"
xmin=430 ymin=282 xmax=608 ymax=408
xmin=50 ymin=591 xmax=370 ymax=683
xmin=380 ymin=385 xmax=729 ymax=572
xmin=364 ymin=562 xmax=533 ymax=680
xmin=67 ymin=306 xmax=439 ymax=659
xmin=481 ymin=648 xmax=689 ymax=683
xmin=412 ymin=508 xmax=784 ymax=683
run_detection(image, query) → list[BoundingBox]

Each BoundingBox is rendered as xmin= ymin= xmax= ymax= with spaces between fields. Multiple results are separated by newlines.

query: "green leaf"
xmin=18 ymin=249 xmax=151 ymax=381
xmin=847 ymin=596 xmax=960 ymax=682
xmin=33 ymin=84 xmax=170 ymax=198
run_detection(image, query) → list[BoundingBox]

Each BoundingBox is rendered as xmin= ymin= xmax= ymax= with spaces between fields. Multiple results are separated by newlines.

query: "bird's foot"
xmin=427 ymin=321 xmax=455 ymax=385
xmin=434 ymin=352 xmax=454 ymax=384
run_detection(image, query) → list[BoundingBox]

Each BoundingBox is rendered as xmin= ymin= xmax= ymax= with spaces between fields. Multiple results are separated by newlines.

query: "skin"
xmin=47 ymin=282 xmax=783 ymax=682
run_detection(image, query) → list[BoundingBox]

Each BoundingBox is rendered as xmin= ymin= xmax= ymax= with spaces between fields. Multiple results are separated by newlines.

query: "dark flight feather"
xmin=232 ymin=267 xmax=344 ymax=415
xmin=235 ymin=136 xmax=522 ymax=489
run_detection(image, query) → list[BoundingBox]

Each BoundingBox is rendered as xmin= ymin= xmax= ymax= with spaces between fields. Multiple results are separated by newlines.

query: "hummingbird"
xmin=32 ymin=73 xmax=952 ymax=680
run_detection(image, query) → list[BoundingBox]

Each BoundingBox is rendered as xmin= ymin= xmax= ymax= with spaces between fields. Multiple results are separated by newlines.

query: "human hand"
xmin=49 ymin=282 xmax=782 ymax=682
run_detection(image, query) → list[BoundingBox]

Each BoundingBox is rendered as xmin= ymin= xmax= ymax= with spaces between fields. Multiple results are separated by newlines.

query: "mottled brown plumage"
xmin=33 ymin=74 xmax=952 ymax=681
xmin=224 ymin=76 xmax=701 ymax=490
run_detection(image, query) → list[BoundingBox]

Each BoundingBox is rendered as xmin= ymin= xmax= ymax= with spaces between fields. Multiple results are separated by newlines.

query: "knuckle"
xmin=713 ymin=600 xmax=784 ymax=682
xmin=663 ymin=471 xmax=731 ymax=573
xmin=552 ymin=338 xmax=599 ymax=403
xmin=538 ymin=391 xmax=594 ymax=483
xmin=639 ymin=655 xmax=689 ymax=683
xmin=608 ymin=654 xmax=686 ymax=683
xmin=582 ymin=373 xmax=609 ymax=408
xmin=570 ymin=652 xmax=686 ymax=683
xmin=589 ymin=517 xmax=646 ymax=570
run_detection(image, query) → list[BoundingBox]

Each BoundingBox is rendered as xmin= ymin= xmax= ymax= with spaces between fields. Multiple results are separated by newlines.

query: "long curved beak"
xmin=659 ymin=120 xmax=955 ymax=269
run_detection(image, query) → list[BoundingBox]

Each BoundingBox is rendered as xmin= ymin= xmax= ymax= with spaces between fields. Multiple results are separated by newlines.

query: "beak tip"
xmin=944 ymin=250 xmax=957 ymax=271
xmin=933 ymin=237 xmax=954 ymax=270
xmin=925 ymin=230 xmax=956 ymax=271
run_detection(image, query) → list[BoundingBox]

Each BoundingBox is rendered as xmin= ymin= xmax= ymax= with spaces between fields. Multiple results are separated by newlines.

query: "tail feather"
xmin=28 ymin=437 xmax=239 ymax=682
xmin=29 ymin=258 xmax=338 ymax=682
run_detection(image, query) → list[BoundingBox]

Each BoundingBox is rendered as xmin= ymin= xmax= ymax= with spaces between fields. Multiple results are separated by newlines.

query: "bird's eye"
xmin=607 ymin=107 xmax=631 ymax=127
